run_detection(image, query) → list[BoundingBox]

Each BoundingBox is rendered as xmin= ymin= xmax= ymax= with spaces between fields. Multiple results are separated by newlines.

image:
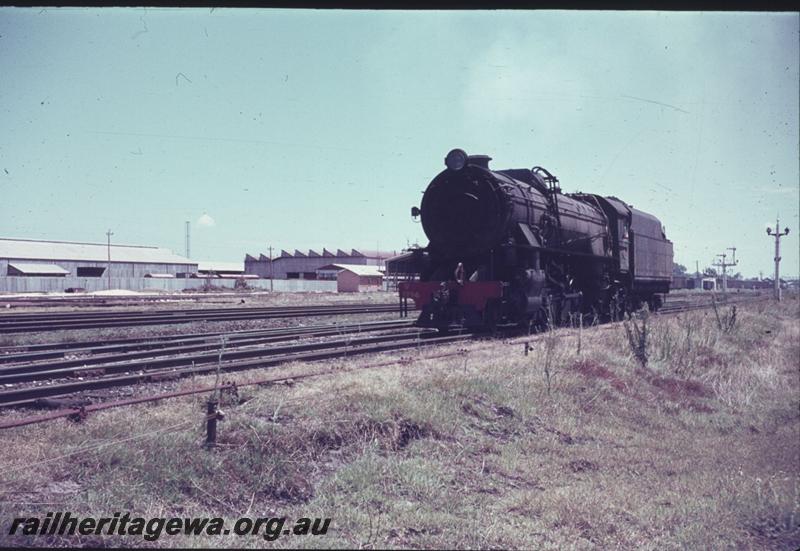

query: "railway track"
xmin=0 ymin=303 xmax=407 ymax=333
xmin=0 ymin=320 xmax=416 ymax=382
xmin=657 ymin=293 xmax=763 ymax=314
xmin=0 ymin=288 xmax=713 ymax=308
xmin=0 ymin=291 xmax=278 ymax=306
xmin=0 ymin=319 xmax=411 ymax=361
xmin=0 ymin=327 xmax=471 ymax=409
xmin=0 ymin=292 xmax=768 ymax=418
xmin=0 ymin=291 xmax=760 ymax=334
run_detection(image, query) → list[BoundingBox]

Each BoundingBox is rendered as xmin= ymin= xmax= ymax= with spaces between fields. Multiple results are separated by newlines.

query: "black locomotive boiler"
xmin=399 ymin=149 xmax=674 ymax=331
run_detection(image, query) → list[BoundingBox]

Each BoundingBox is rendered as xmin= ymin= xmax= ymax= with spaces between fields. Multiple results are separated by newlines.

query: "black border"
xmin=1 ymin=1 xmax=798 ymax=12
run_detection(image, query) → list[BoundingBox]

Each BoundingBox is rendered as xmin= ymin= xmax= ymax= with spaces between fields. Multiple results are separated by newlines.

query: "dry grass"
xmin=0 ymin=299 xmax=797 ymax=549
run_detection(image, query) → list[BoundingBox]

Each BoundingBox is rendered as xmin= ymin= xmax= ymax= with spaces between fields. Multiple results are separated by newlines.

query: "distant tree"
xmin=672 ymin=263 xmax=688 ymax=276
xmin=703 ymin=267 xmax=718 ymax=277
xmin=731 ymin=272 xmax=742 ymax=280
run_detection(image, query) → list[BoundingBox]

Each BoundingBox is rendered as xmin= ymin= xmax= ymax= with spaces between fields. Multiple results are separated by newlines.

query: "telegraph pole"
xmin=695 ymin=260 xmax=700 ymax=289
xmin=713 ymin=249 xmax=737 ymax=293
xmin=268 ymin=245 xmax=274 ymax=292
xmin=185 ymin=221 xmax=191 ymax=259
xmin=106 ymin=229 xmax=114 ymax=290
xmin=766 ymin=218 xmax=790 ymax=301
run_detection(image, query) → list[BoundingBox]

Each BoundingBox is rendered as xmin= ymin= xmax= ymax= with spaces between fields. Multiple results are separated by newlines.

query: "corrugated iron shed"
xmin=0 ymin=238 xmax=193 ymax=265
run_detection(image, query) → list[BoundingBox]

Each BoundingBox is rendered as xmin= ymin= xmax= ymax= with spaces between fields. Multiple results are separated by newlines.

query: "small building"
xmin=701 ymin=277 xmax=717 ymax=291
xmin=316 ymin=264 xmax=384 ymax=292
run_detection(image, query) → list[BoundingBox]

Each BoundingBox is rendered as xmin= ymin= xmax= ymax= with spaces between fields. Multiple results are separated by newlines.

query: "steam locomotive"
xmin=399 ymin=149 xmax=673 ymax=331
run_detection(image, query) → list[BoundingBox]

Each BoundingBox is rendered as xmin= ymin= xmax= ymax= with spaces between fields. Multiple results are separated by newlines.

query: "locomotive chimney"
xmin=468 ymin=155 xmax=492 ymax=168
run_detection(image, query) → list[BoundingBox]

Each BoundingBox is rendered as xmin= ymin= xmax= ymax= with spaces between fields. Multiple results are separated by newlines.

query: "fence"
xmin=0 ymin=277 xmax=337 ymax=294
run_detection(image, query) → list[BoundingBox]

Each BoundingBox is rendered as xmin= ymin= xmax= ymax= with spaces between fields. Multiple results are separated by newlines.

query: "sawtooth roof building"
xmin=244 ymin=248 xmax=397 ymax=280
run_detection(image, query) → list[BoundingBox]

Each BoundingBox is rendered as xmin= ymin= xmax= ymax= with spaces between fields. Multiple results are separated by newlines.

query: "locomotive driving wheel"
xmin=587 ymin=305 xmax=601 ymax=327
xmin=483 ymin=299 xmax=500 ymax=335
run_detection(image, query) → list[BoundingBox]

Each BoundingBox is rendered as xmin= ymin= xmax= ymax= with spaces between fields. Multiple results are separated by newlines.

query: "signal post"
xmin=766 ymin=219 xmax=790 ymax=301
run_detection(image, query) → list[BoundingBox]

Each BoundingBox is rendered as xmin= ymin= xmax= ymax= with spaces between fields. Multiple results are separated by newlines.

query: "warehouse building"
xmin=0 ymin=237 xmax=197 ymax=292
xmin=0 ymin=237 xmax=196 ymax=278
xmin=244 ymin=248 xmax=396 ymax=280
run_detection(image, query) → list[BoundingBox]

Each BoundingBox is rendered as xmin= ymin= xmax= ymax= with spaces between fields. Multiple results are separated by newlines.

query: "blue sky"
xmin=1 ymin=8 xmax=797 ymax=277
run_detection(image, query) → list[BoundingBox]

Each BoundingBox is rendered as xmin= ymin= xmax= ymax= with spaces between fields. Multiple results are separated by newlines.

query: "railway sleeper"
xmin=147 ymin=371 xmax=181 ymax=382
xmin=73 ymin=368 xmax=106 ymax=378
xmin=33 ymin=397 xmax=92 ymax=410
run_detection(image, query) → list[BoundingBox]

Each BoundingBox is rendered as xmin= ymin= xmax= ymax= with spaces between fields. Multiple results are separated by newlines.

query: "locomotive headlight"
xmin=445 ymin=148 xmax=468 ymax=171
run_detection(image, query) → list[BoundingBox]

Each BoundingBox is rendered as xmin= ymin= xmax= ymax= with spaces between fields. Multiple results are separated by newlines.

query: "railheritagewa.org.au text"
xmin=8 ymin=512 xmax=331 ymax=541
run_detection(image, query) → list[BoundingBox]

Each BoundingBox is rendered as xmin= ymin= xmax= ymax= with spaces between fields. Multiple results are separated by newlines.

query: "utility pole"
xmin=766 ymin=218 xmax=790 ymax=301
xmin=713 ymin=248 xmax=737 ymax=293
xmin=185 ymin=221 xmax=191 ymax=259
xmin=715 ymin=253 xmax=726 ymax=293
xmin=268 ymin=245 xmax=274 ymax=292
xmin=106 ymin=229 xmax=114 ymax=290
xmin=695 ymin=260 xmax=700 ymax=289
